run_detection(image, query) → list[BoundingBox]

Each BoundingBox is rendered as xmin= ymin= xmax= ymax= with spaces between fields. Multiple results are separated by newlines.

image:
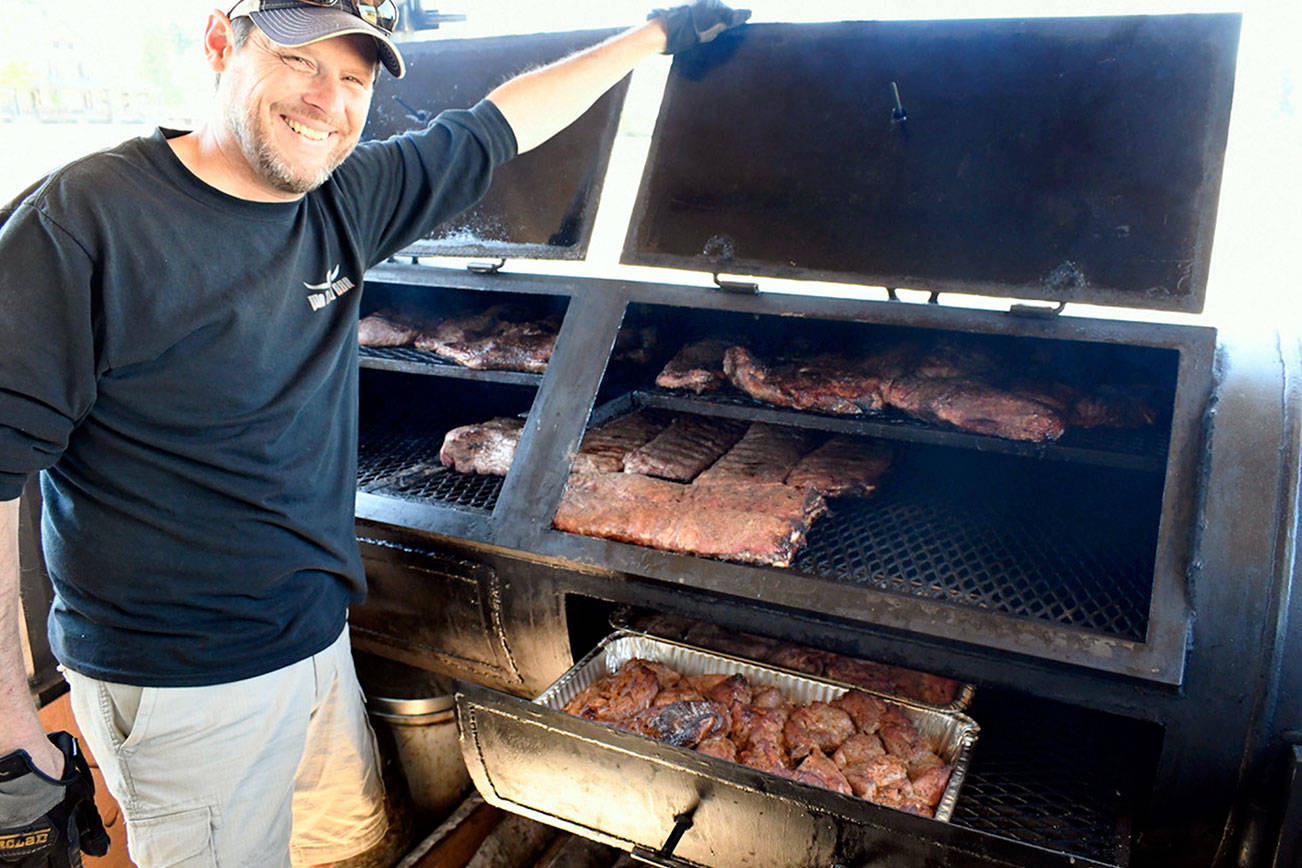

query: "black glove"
xmin=0 ymin=733 xmax=109 ymax=868
xmin=649 ymin=0 xmax=751 ymax=54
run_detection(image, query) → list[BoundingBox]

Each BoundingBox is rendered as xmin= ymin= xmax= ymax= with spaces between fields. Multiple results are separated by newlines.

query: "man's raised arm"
xmin=486 ymin=0 xmax=749 ymax=154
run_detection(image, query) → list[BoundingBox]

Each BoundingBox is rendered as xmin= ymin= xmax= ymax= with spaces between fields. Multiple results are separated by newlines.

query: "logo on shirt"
xmin=305 ymin=265 xmax=355 ymax=311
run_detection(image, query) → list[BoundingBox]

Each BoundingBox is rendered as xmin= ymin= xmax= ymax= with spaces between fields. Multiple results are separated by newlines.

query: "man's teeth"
xmin=285 ymin=118 xmax=329 ymax=141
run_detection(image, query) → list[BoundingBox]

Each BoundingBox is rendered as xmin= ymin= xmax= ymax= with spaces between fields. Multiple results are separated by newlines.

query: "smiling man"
xmin=0 ymin=1 xmax=748 ymax=865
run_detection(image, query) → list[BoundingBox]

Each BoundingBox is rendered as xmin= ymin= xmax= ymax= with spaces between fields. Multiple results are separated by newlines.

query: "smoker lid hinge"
xmin=1009 ymin=300 xmax=1067 ymax=319
xmin=467 ymin=258 xmax=507 ymax=275
xmin=712 ymin=273 xmax=759 ymax=294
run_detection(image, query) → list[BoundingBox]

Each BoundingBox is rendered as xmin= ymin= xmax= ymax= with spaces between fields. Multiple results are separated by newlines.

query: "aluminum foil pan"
xmin=612 ymin=610 xmax=977 ymax=713
xmin=535 ymin=631 xmax=980 ymax=823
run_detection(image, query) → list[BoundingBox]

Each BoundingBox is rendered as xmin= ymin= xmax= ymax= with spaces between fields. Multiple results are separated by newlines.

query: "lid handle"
xmin=630 ymin=805 xmax=697 ymax=867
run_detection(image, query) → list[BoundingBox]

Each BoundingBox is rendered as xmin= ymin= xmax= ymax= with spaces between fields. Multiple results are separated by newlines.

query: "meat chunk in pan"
xmin=793 ymin=748 xmax=853 ymax=796
xmin=696 ymin=735 xmax=738 ymax=762
xmin=830 ymin=690 xmax=889 ymax=734
xmin=738 ymin=740 xmax=792 ymax=777
xmin=784 ymin=702 xmax=856 ymax=760
xmin=630 ymin=700 xmax=730 ymax=748
xmin=832 ymin=732 xmax=887 ymax=768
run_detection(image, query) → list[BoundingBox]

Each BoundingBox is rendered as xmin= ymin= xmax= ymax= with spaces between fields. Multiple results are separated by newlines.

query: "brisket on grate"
xmin=414 ymin=304 xmax=561 ymax=373
xmin=881 ymin=375 xmax=1066 ymax=442
xmin=655 ymin=338 xmax=734 ymax=393
xmin=438 ymin=416 xmax=524 ymax=476
xmin=722 ymin=345 xmax=890 ymax=414
xmin=357 ymin=308 xmax=431 ymax=347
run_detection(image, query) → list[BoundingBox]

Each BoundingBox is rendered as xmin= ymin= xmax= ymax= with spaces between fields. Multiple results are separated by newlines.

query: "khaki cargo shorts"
xmin=64 ymin=627 xmax=387 ymax=867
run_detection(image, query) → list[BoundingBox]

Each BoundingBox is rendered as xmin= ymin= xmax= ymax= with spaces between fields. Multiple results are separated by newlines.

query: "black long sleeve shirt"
xmin=0 ymin=101 xmax=516 ymax=686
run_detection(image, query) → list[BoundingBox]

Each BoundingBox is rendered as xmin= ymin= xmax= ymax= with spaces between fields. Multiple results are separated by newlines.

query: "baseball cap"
xmin=228 ymin=0 xmax=406 ymax=79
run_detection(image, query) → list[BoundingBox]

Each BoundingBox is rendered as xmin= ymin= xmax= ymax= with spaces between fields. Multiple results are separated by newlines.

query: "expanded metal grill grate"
xmin=952 ymin=692 xmax=1149 ymax=865
xmin=359 ymin=346 xmax=545 ymax=386
xmin=357 ymin=426 xmax=502 ymax=512
xmin=793 ymin=453 xmax=1159 ymax=640
xmin=359 ymin=345 xmax=453 ymax=367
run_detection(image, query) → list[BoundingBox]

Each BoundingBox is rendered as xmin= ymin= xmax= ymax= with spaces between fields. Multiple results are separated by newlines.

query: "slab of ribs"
xmin=438 ymin=411 xmax=893 ymax=567
xmin=553 ymin=414 xmax=892 ymax=566
xmin=562 ymin=658 xmax=954 ymax=817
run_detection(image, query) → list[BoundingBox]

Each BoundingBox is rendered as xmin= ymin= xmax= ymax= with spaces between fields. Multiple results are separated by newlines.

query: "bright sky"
xmin=0 ymin=0 xmax=1297 ymax=322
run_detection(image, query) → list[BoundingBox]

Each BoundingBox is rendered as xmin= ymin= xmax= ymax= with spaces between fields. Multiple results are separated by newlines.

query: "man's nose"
xmin=302 ymin=71 xmax=346 ymax=117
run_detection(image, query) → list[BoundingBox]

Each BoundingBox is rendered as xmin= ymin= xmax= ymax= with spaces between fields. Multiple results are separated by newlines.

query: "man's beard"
xmin=226 ymin=100 xmax=352 ymax=195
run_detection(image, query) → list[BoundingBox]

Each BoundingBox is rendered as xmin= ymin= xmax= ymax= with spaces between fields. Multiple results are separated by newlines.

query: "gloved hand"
xmin=649 ymin=0 xmax=751 ymax=54
xmin=0 ymin=733 xmax=109 ymax=868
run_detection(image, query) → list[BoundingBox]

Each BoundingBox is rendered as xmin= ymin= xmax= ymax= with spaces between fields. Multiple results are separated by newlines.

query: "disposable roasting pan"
xmin=457 ymin=632 xmax=980 ymax=868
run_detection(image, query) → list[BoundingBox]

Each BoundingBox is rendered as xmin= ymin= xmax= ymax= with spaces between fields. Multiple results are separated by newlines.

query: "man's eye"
xmin=281 ymin=54 xmax=314 ymax=72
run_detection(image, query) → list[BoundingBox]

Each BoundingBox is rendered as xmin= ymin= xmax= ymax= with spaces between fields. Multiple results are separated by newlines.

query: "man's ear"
xmin=204 ymin=10 xmax=237 ymax=72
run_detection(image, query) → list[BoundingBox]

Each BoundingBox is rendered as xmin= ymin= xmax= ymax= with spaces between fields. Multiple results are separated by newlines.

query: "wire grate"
xmin=359 ymin=345 xmax=456 ymax=366
xmin=951 ymin=692 xmax=1150 ymax=864
xmin=357 ymin=426 xmax=502 ymax=512
xmin=792 ymin=454 xmax=1159 ymax=640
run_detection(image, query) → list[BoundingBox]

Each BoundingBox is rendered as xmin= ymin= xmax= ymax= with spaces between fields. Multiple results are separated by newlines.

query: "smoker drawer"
xmin=352 ymin=537 xmax=523 ymax=688
xmin=456 ymin=636 xmax=1132 ymax=868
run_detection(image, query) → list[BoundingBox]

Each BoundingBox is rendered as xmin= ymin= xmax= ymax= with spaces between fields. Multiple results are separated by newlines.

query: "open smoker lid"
xmin=363 ymin=30 xmax=630 ymax=260
xmin=622 ymin=15 xmax=1240 ymax=313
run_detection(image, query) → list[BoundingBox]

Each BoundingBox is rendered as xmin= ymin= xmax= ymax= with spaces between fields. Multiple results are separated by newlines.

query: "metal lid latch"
xmin=467 ymin=258 xmax=507 ymax=275
xmin=712 ymin=273 xmax=759 ymax=294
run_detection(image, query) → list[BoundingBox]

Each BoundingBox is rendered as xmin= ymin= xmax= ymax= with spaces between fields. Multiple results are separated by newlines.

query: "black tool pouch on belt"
xmin=0 ymin=733 xmax=109 ymax=868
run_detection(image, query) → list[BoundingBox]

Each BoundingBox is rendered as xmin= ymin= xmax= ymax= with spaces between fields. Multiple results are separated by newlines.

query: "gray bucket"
xmin=355 ymin=655 xmax=471 ymax=818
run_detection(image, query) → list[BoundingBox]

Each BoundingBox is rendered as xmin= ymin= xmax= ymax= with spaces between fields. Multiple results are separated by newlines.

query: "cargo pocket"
xmin=126 ymin=806 xmax=217 ymax=867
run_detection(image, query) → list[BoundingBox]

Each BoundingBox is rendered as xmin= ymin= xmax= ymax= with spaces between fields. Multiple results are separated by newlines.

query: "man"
xmin=0 ymin=1 xmax=747 ymax=864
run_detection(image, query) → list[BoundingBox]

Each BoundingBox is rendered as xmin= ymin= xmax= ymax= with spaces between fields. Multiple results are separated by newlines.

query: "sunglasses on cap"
xmin=227 ymin=0 xmax=400 ymax=34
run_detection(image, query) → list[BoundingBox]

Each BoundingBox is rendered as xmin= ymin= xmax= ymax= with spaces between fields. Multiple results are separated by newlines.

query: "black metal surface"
xmin=623 ymin=16 xmax=1240 ymax=312
xmin=359 ymin=345 xmax=545 ymax=386
xmin=794 ymin=448 xmax=1160 ymax=640
xmin=364 ymin=30 xmax=630 ymax=259
xmin=630 ymin=388 xmax=1169 ymax=472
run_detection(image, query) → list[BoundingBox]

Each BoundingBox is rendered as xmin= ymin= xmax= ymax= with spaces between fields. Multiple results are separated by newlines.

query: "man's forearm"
xmin=1 ymin=497 xmax=59 ymax=774
xmin=487 ymin=19 xmax=668 ymax=154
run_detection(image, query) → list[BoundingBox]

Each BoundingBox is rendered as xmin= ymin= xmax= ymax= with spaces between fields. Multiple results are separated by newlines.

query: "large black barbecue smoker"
xmin=353 ymin=12 xmax=1297 ymax=868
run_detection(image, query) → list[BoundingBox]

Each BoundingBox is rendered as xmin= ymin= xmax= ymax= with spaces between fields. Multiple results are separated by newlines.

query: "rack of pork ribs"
xmin=561 ymin=657 xmax=953 ymax=817
xmin=655 ymin=336 xmax=1159 ymax=443
xmin=434 ymin=407 xmax=894 ymax=567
